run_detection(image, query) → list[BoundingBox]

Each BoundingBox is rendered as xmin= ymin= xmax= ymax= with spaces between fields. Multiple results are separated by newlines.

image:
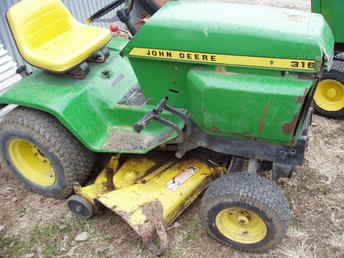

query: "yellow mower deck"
xmin=74 ymin=153 xmax=225 ymax=254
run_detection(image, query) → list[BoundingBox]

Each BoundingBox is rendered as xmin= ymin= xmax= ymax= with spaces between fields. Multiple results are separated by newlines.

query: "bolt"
xmin=102 ymin=70 xmax=111 ymax=78
xmin=238 ymin=215 xmax=249 ymax=225
xmin=175 ymin=152 xmax=183 ymax=159
xmin=76 ymin=205 xmax=82 ymax=213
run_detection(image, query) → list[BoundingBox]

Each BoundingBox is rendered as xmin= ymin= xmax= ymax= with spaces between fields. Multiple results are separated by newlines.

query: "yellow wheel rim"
xmin=215 ymin=207 xmax=268 ymax=244
xmin=8 ymin=138 xmax=56 ymax=187
xmin=314 ymin=79 xmax=344 ymax=112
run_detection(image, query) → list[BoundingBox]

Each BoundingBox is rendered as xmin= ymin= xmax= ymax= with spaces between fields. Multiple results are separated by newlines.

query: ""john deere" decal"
xmin=129 ymin=47 xmax=316 ymax=71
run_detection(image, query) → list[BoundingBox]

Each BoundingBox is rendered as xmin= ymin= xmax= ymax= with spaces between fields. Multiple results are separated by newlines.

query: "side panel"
xmin=128 ymin=58 xmax=191 ymax=107
xmin=186 ymin=69 xmax=313 ymax=144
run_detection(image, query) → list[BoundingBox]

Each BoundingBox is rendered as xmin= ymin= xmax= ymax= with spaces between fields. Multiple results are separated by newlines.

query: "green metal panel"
xmin=0 ymin=38 xmax=184 ymax=153
xmin=124 ymin=1 xmax=333 ymax=108
xmin=124 ymin=2 xmax=333 ymax=62
xmin=312 ymin=0 xmax=344 ymax=44
xmin=186 ymin=68 xmax=313 ymax=144
xmin=311 ymin=0 xmax=321 ymax=13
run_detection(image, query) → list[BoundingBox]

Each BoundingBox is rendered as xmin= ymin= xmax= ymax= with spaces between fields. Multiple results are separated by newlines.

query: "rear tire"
xmin=0 ymin=107 xmax=96 ymax=199
xmin=200 ymin=173 xmax=290 ymax=252
xmin=314 ymin=71 xmax=344 ymax=118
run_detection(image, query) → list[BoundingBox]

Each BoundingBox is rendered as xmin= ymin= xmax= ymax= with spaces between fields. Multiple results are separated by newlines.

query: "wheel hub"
xmin=31 ymin=144 xmax=51 ymax=164
xmin=215 ymin=207 xmax=268 ymax=244
xmin=67 ymin=195 xmax=95 ymax=219
xmin=238 ymin=215 xmax=249 ymax=225
xmin=8 ymin=138 xmax=56 ymax=186
xmin=326 ymin=88 xmax=338 ymax=99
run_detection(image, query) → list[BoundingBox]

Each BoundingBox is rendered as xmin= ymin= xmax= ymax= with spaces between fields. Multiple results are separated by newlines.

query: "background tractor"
xmin=0 ymin=0 xmax=334 ymax=255
xmin=312 ymin=0 xmax=344 ymax=118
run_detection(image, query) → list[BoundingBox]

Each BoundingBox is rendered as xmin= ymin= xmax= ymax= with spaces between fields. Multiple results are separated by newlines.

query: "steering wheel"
xmin=140 ymin=0 xmax=169 ymax=14
xmin=87 ymin=0 xmax=172 ymax=35
xmin=88 ymin=0 xmax=171 ymax=23
xmin=87 ymin=0 xmax=128 ymax=23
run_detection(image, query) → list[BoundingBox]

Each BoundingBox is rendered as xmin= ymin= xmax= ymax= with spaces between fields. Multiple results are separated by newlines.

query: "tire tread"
xmin=0 ymin=107 xmax=95 ymax=199
xmin=200 ymin=173 xmax=291 ymax=252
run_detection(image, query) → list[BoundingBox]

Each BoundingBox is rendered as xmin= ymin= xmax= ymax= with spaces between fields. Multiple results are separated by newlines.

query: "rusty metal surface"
xmin=282 ymin=114 xmax=299 ymax=135
xmin=297 ymin=88 xmax=309 ymax=104
xmin=259 ymin=104 xmax=271 ymax=135
xmin=283 ymin=88 xmax=310 ymax=135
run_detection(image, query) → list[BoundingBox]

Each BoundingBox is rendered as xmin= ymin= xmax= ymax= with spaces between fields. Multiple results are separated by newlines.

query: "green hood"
xmin=124 ymin=1 xmax=334 ymax=72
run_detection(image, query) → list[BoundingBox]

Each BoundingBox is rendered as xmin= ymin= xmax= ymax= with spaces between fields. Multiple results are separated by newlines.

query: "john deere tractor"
xmin=0 ymin=0 xmax=334 ymax=255
xmin=312 ymin=0 xmax=344 ymax=118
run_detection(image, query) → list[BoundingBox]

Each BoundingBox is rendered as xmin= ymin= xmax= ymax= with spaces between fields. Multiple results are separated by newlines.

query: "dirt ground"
xmin=1 ymin=0 xmax=344 ymax=257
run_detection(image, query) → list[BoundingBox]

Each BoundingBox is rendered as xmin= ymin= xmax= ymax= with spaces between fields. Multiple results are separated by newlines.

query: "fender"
xmin=0 ymin=38 xmax=178 ymax=153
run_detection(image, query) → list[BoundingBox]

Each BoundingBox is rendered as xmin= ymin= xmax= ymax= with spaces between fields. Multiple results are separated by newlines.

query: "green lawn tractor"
xmin=0 ymin=0 xmax=334 ymax=255
xmin=312 ymin=0 xmax=344 ymax=118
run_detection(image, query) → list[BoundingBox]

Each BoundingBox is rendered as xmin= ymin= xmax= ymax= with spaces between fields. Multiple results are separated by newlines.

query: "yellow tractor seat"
xmin=7 ymin=0 xmax=112 ymax=72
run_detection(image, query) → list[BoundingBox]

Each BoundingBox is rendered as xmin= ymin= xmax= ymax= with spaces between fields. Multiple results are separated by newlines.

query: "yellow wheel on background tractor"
xmin=0 ymin=107 xmax=96 ymax=199
xmin=314 ymin=71 xmax=344 ymax=118
xmin=200 ymin=173 xmax=290 ymax=252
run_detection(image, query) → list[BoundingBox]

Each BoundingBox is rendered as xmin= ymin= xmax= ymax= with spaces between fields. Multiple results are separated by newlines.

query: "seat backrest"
xmin=7 ymin=0 xmax=76 ymax=52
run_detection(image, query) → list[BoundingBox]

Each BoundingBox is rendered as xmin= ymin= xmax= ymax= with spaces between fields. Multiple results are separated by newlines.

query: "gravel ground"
xmin=1 ymin=1 xmax=344 ymax=258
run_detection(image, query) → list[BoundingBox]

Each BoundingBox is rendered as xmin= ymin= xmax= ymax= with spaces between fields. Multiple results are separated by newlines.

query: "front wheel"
xmin=0 ymin=107 xmax=96 ymax=199
xmin=200 ymin=173 xmax=290 ymax=252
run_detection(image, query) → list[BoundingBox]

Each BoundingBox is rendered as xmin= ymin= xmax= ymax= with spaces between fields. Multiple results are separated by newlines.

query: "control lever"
xmin=134 ymin=98 xmax=168 ymax=133
xmin=117 ymin=9 xmax=138 ymax=35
